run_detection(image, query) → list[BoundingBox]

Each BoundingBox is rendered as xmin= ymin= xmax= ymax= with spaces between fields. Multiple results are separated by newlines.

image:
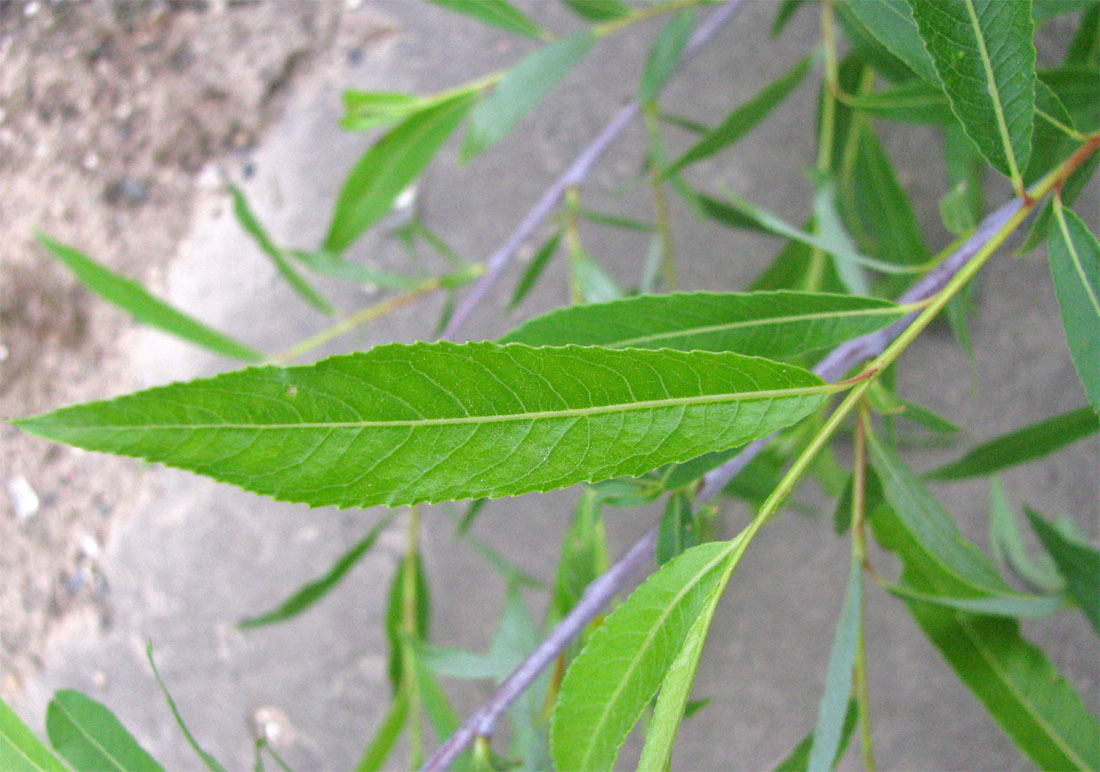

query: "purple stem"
xmin=422 ymin=194 xmax=1026 ymax=771
xmin=441 ymin=0 xmax=749 ymax=341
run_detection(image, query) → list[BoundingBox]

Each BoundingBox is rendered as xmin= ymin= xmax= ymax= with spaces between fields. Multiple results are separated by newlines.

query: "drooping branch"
xmin=421 ymin=195 xmax=1027 ymax=771
xmin=441 ymin=0 xmax=750 ymax=340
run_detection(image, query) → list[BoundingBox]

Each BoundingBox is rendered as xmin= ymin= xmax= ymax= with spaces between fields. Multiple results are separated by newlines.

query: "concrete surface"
xmin=10 ymin=2 xmax=1098 ymax=771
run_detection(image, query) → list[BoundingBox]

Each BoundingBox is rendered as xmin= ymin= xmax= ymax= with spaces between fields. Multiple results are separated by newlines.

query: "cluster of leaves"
xmin=5 ymin=0 xmax=1099 ymax=770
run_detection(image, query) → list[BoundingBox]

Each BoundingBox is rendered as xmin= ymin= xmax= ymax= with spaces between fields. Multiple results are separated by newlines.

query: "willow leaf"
xmin=462 ymin=32 xmax=595 ymax=161
xmin=229 ymin=185 xmax=332 ymax=314
xmin=0 ymin=698 xmax=67 ymax=772
xmin=508 ymin=231 xmax=560 ymax=309
xmin=325 ymin=91 xmax=477 ymax=253
xmin=884 ymin=582 xmax=1064 ymax=618
xmin=807 ymin=558 xmax=862 ymax=772
xmin=423 ymin=0 xmax=544 ymax=39
xmin=1026 ymin=507 xmax=1100 ymax=634
xmin=15 ymin=343 xmax=827 ymax=509
xmin=772 ymin=701 xmax=858 ymax=772
xmin=46 ymin=691 xmax=163 ymax=772
xmin=843 ymin=80 xmax=955 ymax=124
xmin=900 ymin=562 xmax=1100 ymax=771
xmin=845 ymin=0 xmax=941 ymax=85
xmin=640 ymin=9 xmax=694 ymax=103
xmin=927 ymin=407 xmax=1099 ymax=479
xmin=551 ymin=539 xmax=740 ymax=772
xmin=988 ymin=478 xmax=1063 ymax=594
xmin=238 ymin=511 xmax=399 ymax=629
xmin=907 ymin=0 xmax=1036 ymax=183
xmin=500 ymin=290 xmax=907 ymax=357
xmin=355 ymin=690 xmax=407 ymax=772
xmin=146 ymin=644 xmax=226 ymax=772
xmin=1049 ymin=205 xmax=1100 ymax=411
xmin=663 ymin=57 xmax=811 ymax=176
xmin=37 ymin=235 xmax=262 ymax=363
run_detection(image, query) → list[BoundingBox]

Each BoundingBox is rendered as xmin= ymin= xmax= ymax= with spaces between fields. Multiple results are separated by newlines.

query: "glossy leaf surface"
xmin=17 ymin=342 xmax=827 ymax=509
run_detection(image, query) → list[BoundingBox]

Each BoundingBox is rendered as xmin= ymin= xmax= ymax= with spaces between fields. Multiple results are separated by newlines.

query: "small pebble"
xmin=7 ymin=476 xmax=40 ymax=520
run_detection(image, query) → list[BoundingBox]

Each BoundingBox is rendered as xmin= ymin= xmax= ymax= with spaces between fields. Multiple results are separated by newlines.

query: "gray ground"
xmin=4 ymin=1 xmax=1098 ymax=771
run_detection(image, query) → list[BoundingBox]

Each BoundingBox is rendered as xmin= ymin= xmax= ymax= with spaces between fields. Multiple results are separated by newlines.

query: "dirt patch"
xmin=1 ymin=0 xmax=392 ymax=697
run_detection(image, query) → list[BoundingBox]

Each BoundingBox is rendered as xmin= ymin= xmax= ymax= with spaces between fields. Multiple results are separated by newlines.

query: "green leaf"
xmin=146 ymin=644 xmax=226 ymax=772
xmin=355 ymin=690 xmax=407 ymax=772
xmin=694 ymin=192 xmax=770 ymax=235
xmin=462 ymin=32 xmax=596 ymax=161
xmin=656 ymin=492 xmax=698 ymax=566
xmin=551 ymin=486 xmax=607 ymax=623
xmin=501 ymin=290 xmax=908 ymax=357
xmin=940 ymin=181 xmax=978 ymax=236
xmin=46 ymin=691 xmax=163 ymax=772
xmin=807 ymin=558 xmax=862 ymax=772
xmin=843 ymin=80 xmax=955 ymax=124
xmin=0 ymin=697 xmax=68 ymax=772
xmin=884 ymin=582 xmax=1064 ymax=617
xmin=988 ymin=478 xmax=1064 ymax=593
xmin=635 ymin=582 xmax=720 ymax=771
xmin=571 ymin=249 xmax=622 ymax=304
xmin=579 ymin=209 xmax=655 ymax=232
xmin=907 ymin=0 xmax=1036 ymax=183
xmin=286 ymin=250 xmax=424 ymax=290
xmin=943 ymin=122 xmax=986 ymax=228
xmin=508 ymin=231 xmax=560 ymax=309
xmin=927 ymin=407 xmax=1099 ymax=479
xmin=423 ymin=0 xmax=545 ymax=39
xmin=640 ymin=9 xmax=694 ymax=103
xmin=772 ymin=701 xmax=858 ymax=772
xmin=834 ymin=8 xmax=920 ymax=84
xmin=897 ymin=399 xmax=961 ymax=434
xmin=229 ymin=186 xmax=332 ymax=314
xmin=15 ymin=343 xmax=829 ymax=509
xmin=341 ymin=91 xmax=426 ymax=131
xmin=1049 ymin=204 xmax=1100 ymax=411
xmin=1026 ymin=507 xmax=1100 ymax=633
xmin=663 ymin=57 xmax=811 ymax=176
xmin=36 ymin=235 xmax=261 ymax=363
xmin=385 ymin=553 xmax=431 ymax=690
xmin=771 ymin=0 xmax=809 ymax=37
xmin=662 ymin=446 xmax=743 ymax=490
xmin=561 ymin=0 xmax=631 ymax=21
xmin=1024 ymin=81 xmax=1077 ymax=189
xmin=1019 ymin=150 xmax=1098 ymax=254
xmin=238 ymin=512 xmax=398 ymax=629
xmin=710 ymin=193 xmax=923 ymax=276
xmin=869 ymin=433 xmax=1017 ymax=597
xmin=1032 ymin=0 xmax=1097 ymax=23
xmin=1064 ymin=5 xmax=1099 ymax=65
xmin=551 ymin=539 xmax=739 ymax=771
xmin=845 ymin=0 xmax=941 ymax=85
xmin=1039 ymin=65 xmax=1099 ymax=131
xmin=811 ymin=176 xmax=869 ymax=295
xmin=899 ymin=561 xmax=1100 ymax=770
xmin=325 ymin=91 xmax=477 ymax=253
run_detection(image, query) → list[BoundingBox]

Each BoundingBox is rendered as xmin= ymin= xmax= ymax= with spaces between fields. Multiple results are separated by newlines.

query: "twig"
xmin=421 ymin=196 xmax=1025 ymax=771
xmin=440 ymin=0 xmax=750 ymax=340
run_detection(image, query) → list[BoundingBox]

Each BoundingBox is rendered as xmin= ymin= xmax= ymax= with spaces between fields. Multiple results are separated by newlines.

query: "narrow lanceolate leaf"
xmin=663 ymin=57 xmax=811 ymax=177
xmin=807 ymin=558 xmax=862 ymax=772
xmin=640 ymin=9 xmax=694 ymax=103
xmin=845 ymin=0 xmax=941 ymax=85
xmin=325 ymin=91 xmax=477 ymax=253
xmin=355 ymin=689 xmax=407 ymax=772
xmin=423 ymin=0 xmax=544 ymax=39
xmin=508 ymin=231 xmax=560 ymax=309
xmin=551 ymin=540 xmax=739 ymax=772
xmin=869 ymin=433 xmax=1018 ymax=598
xmin=884 ymin=582 xmax=1064 ymax=618
xmin=15 ymin=342 xmax=828 ymax=509
xmin=811 ymin=177 xmax=869 ymax=296
xmin=927 ymin=407 xmax=1099 ymax=479
xmin=0 ymin=697 xmax=68 ymax=772
xmin=1026 ymin=507 xmax=1100 ymax=634
xmin=772 ymin=701 xmax=857 ymax=772
xmin=501 ymin=290 xmax=907 ymax=358
xmin=37 ymin=235 xmax=261 ymax=362
xmin=562 ymin=0 xmax=631 ymax=22
xmin=238 ymin=511 xmax=399 ymax=628
xmin=146 ymin=644 xmax=226 ymax=772
xmin=46 ymin=691 xmax=163 ymax=772
xmin=907 ymin=0 xmax=1036 ymax=183
xmin=462 ymin=32 xmax=595 ymax=161
xmin=1049 ymin=205 xmax=1100 ymax=411
xmin=843 ymin=80 xmax=954 ymax=124
xmin=988 ymin=478 xmax=1063 ymax=594
xmin=229 ymin=186 xmax=332 ymax=314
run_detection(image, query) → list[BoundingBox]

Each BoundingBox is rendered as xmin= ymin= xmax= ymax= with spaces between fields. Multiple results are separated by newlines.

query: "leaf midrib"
xmin=962 ymin=0 xmax=1024 ymax=183
xmin=51 ymin=700 xmax=129 ymax=772
xmin=574 ymin=543 xmax=734 ymax=769
xmin=0 ymin=732 xmax=52 ymax=772
xmin=1055 ymin=207 xmax=1100 ymax=316
xmin=603 ymin=305 xmax=902 ymax=349
xmin=41 ymin=383 xmax=831 ymax=433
